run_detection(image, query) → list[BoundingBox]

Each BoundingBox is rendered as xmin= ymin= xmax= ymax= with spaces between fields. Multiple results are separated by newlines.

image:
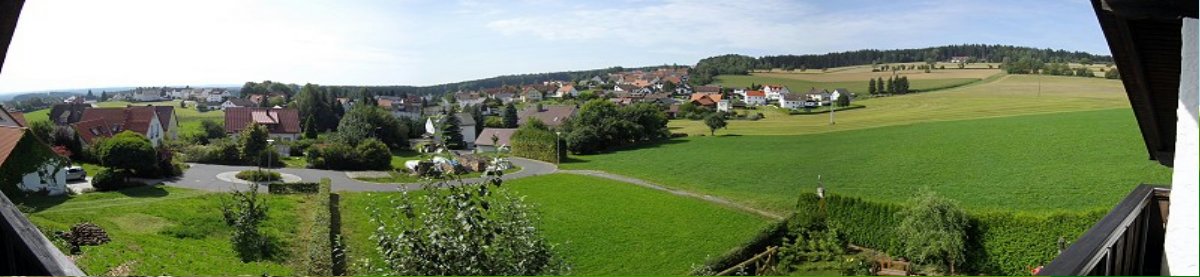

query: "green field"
xmin=565 ymin=108 xmax=1171 ymax=214
xmin=714 ymin=74 xmax=982 ymax=96
xmin=672 ymin=74 xmax=1129 ymax=136
xmin=340 ymin=174 xmax=772 ymax=275
xmin=20 ymin=186 xmax=303 ymax=275
xmin=21 ymin=100 xmax=223 ymax=136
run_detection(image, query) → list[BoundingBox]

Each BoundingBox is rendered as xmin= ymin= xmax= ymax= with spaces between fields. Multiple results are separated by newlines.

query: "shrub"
xmin=300 ymin=178 xmax=335 ymax=275
xmin=355 ymin=139 xmax=391 ymax=170
xmin=510 ymin=120 xmax=563 ymax=163
xmin=96 ymin=131 xmax=157 ymax=175
xmin=307 ymin=143 xmax=359 ymax=170
xmin=91 ymin=168 xmax=138 ymax=191
xmin=267 ymin=182 xmax=319 ymax=194
xmin=220 ymin=183 xmax=270 ymax=262
xmin=236 ymin=170 xmax=281 ymax=182
xmin=897 ymin=190 xmax=969 ymax=274
xmin=365 ymin=178 xmax=568 ymax=275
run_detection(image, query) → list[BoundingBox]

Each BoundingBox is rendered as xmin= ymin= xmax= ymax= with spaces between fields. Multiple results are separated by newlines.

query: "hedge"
xmin=692 ymin=219 xmax=791 ymax=274
xmin=300 ymin=178 xmax=335 ymax=275
xmin=510 ymin=127 xmax=563 ymax=163
xmin=267 ymin=182 xmax=320 ymax=194
xmin=795 ymin=193 xmax=1103 ymax=275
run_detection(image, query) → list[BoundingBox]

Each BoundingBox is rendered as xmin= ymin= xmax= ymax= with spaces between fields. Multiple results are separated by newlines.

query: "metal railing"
xmin=1039 ymin=184 xmax=1170 ymax=276
xmin=0 ymin=191 xmax=86 ymax=276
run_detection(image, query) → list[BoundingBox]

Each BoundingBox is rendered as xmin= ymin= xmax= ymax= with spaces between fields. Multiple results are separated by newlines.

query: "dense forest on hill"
xmin=330 ymin=65 xmax=679 ymax=97
xmin=690 ymin=44 xmax=1114 ymax=85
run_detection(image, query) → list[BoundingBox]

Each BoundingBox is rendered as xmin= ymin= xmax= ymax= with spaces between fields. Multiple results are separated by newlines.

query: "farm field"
xmin=673 ymin=74 xmax=1128 ymax=136
xmin=713 ymin=74 xmax=980 ymax=97
xmin=19 ymin=100 xmax=223 ymax=136
xmin=339 ymin=173 xmax=772 ymax=275
xmin=19 ymin=186 xmax=305 ymax=275
xmin=752 ymin=67 xmax=1001 ymax=82
xmin=564 ymin=108 xmax=1172 ymax=214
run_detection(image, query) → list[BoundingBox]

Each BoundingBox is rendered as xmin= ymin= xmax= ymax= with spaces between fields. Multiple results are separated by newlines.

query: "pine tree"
xmin=886 ymin=77 xmax=894 ymax=94
xmin=440 ymin=106 xmax=465 ymax=150
xmin=303 ymin=116 xmax=318 ymax=139
xmin=868 ymin=78 xmax=877 ymax=95
xmin=876 ymin=77 xmax=885 ymax=94
xmin=502 ymin=103 xmax=519 ymax=128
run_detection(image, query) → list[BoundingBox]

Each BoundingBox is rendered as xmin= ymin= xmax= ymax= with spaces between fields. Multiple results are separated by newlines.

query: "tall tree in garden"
xmin=240 ymin=122 xmax=270 ymax=165
xmin=440 ymin=106 xmax=465 ymax=150
xmin=868 ymin=78 xmax=877 ymax=95
xmin=469 ymin=105 xmax=484 ymax=135
xmin=886 ymin=77 xmax=894 ymax=94
xmin=502 ymin=103 xmax=519 ymax=128
xmin=96 ymin=131 xmax=158 ymax=177
xmin=303 ymin=116 xmax=318 ymax=139
xmin=704 ymin=113 xmax=727 ymax=136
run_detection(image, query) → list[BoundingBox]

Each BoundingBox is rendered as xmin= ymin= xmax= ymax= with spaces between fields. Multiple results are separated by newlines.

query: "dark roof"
xmin=518 ymin=105 xmax=577 ymax=127
xmin=226 ymin=98 xmax=256 ymax=107
xmin=474 ymin=128 xmax=517 ymax=146
xmin=1092 ymin=0 xmax=1197 ymax=167
xmin=48 ymin=103 xmax=91 ymax=125
xmin=695 ymin=86 xmax=721 ymax=93
xmin=153 ymin=106 xmax=175 ymax=133
xmin=224 ymin=107 xmax=301 ymax=134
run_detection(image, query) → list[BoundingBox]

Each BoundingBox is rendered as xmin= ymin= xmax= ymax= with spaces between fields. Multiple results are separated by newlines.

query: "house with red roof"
xmin=689 ymin=93 xmax=723 ymax=107
xmin=763 ymin=84 xmax=790 ymax=100
xmin=71 ymin=106 xmax=175 ymax=147
xmin=0 ymin=105 xmax=27 ymax=127
xmin=744 ymin=90 xmax=767 ymax=106
xmin=224 ymin=107 xmax=301 ymax=141
xmin=1 ymin=105 xmax=69 ymax=195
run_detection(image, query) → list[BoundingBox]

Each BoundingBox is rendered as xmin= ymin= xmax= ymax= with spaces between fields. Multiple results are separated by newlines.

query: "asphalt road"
xmin=163 ymin=157 xmax=559 ymax=192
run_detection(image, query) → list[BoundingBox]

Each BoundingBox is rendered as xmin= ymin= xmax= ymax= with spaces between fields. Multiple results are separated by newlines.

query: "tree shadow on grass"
xmin=117 ymin=185 xmax=171 ymax=198
xmin=9 ymin=193 xmax=69 ymax=213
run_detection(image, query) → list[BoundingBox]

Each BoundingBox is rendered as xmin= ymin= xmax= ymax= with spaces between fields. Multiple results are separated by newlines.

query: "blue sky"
xmin=0 ymin=0 xmax=1109 ymax=93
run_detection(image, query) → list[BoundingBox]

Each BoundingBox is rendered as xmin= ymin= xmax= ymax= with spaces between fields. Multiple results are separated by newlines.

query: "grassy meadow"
xmin=565 ymin=108 xmax=1172 ymax=214
xmin=20 ymin=186 xmax=305 ymax=275
xmin=672 ymin=74 xmax=1129 ymax=136
xmin=714 ymin=74 xmax=980 ymax=97
xmin=340 ymin=173 xmax=772 ymax=275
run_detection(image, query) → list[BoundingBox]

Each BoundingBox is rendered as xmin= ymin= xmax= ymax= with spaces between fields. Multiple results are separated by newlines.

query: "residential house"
xmin=71 ymin=106 xmax=169 ymax=147
xmin=948 ymin=56 xmax=970 ymax=63
xmin=0 ymin=106 xmax=27 ymax=127
xmin=763 ymin=84 xmax=790 ymax=100
xmin=0 ymin=124 xmax=68 ymax=196
xmin=694 ymin=85 xmax=722 ymax=94
xmin=453 ymin=112 xmax=477 ymax=148
xmin=379 ymin=96 xmax=423 ymax=120
xmin=744 ymin=90 xmax=767 ymax=106
xmin=132 ymin=88 xmax=163 ymax=102
xmin=474 ymin=128 xmax=517 ymax=152
xmin=224 ymin=107 xmax=301 ymax=141
xmin=454 ymin=92 xmax=486 ymax=108
xmin=153 ymin=106 xmax=180 ymax=140
xmin=494 ymin=92 xmax=516 ymax=103
xmin=717 ymin=99 xmax=731 ymax=112
xmin=48 ymin=103 xmax=91 ymax=126
xmin=204 ymin=90 xmax=226 ymax=103
xmin=247 ymin=94 xmax=267 ymax=105
xmin=689 ymin=93 xmax=723 ymax=108
xmin=517 ymin=105 xmax=577 ymax=128
xmin=779 ymin=93 xmax=805 ymax=109
xmin=221 ymin=98 xmax=256 ymax=110
xmin=521 ymin=87 xmax=546 ymax=102
xmin=555 ymin=85 xmax=578 ymax=98
xmin=804 ymin=88 xmax=832 ymax=106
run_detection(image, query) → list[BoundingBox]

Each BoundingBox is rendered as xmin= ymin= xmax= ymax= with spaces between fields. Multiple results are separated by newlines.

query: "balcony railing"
xmin=0 ymin=192 xmax=86 ymax=276
xmin=1039 ymin=184 xmax=1170 ymax=276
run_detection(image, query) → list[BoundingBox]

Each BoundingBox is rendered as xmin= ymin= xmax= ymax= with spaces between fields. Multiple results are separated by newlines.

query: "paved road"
xmin=163 ymin=157 xmax=559 ymax=192
xmin=163 ymin=158 xmax=782 ymax=219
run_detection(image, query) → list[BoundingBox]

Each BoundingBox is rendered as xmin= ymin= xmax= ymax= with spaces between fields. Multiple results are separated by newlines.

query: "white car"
xmin=65 ymin=166 xmax=87 ymax=181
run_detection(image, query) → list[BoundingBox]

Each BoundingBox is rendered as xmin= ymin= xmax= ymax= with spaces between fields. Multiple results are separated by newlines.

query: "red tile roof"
xmin=224 ymin=107 xmax=300 ymax=134
xmin=0 ymin=125 xmax=28 ymax=168
xmin=9 ymin=111 xmax=27 ymax=127
xmin=154 ymin=106 xmax=175 ymax=133
xmin=746 ymin=90 xmax=766 ymax=97
xmin=474 ymin=128 xmax=517 ymax=146
xmin=71 ymin=106 xmax=159 ymax=144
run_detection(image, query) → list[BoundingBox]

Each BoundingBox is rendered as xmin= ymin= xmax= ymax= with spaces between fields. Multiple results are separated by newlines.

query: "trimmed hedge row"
xmin=300 ymin=178 xmax=335 ymax=275
xmin=510 ymin=126 xmax=563 ymax=163
xmin=796 ymin=193 xmax=1103 ymax=275
xmin=267 ymin=182 xmax=320 ymax=194
xmin=692 ymin=219 xmax=791 ymax=274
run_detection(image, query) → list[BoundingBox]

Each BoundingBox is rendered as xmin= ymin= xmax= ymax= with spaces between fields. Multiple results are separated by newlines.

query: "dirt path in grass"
xmin=558 ymin=170 xmax=786 ymax=220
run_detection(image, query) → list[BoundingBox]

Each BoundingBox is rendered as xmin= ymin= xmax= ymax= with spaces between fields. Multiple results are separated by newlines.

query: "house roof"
xmin=689 ymin=93 xmax=723 ymax=105
xmin=518 ymin=105 xmax=577 ymax=127
xmin=766 ymin=84 xmax=787 ymax=90
xmin=0 ymin=125 xmax=28 ymax=168
xmin=746 ymin=90 xmax=766 ymax=97
xmin=456 ymin=113 xmax=476 ymax=126
xmin=71 ymin=118 xmax=115 ymax=145
xmin=616 ymin=84 xmax=639 ymax=92
xmin=474 ymin=128 xmax=517 ymax=146
xmin=71 ymin=106 xmax=159 ymax=144
xmin=0 ymin=106 xmax=25 ymax=127
xmin=557 ymin=85 xmax=576 ymax=93
xmin=1091 ymin=0 xmax=1197 ymax=167
xmin=48 ymin=103 xmax=91 ymax=125
xmin=782 ymin=93 xmax=806 ymax=101
xmin=225 ymin=98 xmax=256 ymax=107
xmin=224 ymin=107 xmax=300 ymax=134
xmin=806 ymin=88 xmax=829 ymax=95
xmin=153 ymin=106 xmax=175 ymax=133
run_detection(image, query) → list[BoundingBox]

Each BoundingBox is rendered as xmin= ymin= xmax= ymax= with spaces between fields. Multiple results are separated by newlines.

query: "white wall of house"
xmin=779 ymin=98 xmax=803 ymax=109
xmin=146 ymin=113 xmax=164 ymax=147
xmin=17 ymin=161 xmax=67 ymax=196
xmin=746 ymin=95 xmax=766 ymax=106
xmin=1165 ymin=17 xmax=1198 ymax=276
xmin=461 ymin=124 xmax=477 ymax=148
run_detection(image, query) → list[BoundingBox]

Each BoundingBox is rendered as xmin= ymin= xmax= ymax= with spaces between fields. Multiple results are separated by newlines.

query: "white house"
xmin=779 ymin=93 xmax=805 ymax=109
xmin=521 ymin=88 xmax=544 ymax=102
xmin=830 ymin=88 xmax=852 ymax=105
xmin=717 ymin=99 xmax=731 ymax=112
xmin=745 ymin=90 xmax=767 ymax=106
xmin=133 ymin=88 xmax=163 ymax=102
xmin=555 ymin=85 xmax=579 ymax=98
xmin=0 ymin=117 xmax=68 ymax=196
xmin=763 ymin=85 xmax=790 ymax=100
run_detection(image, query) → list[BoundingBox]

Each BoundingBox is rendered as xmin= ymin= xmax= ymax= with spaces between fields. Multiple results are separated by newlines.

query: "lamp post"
xmin=266 ymin=139 xmax=275 ymax=174
xmin=555 ymin=131 xmax=562 ymax=165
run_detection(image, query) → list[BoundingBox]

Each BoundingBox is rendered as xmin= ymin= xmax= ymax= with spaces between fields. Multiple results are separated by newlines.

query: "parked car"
xmin=65 ymin=166 xmax=87 ymax=181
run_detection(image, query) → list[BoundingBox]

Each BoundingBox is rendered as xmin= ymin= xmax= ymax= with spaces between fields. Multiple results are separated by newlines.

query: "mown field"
xmin=565 ymin=108 xmax=1172 ymax=214
xmin=713 ymin=74 xmax=981 ymax=97
xmin=20 ymin=186 xmax=305 ymax=275
xmin=672 ymin=74 xmax=1128 ymax=136
xmin=339 ymin=173 xmax=772 ymax=275
xmin=20 ymin=100 xmax=223 ymax=136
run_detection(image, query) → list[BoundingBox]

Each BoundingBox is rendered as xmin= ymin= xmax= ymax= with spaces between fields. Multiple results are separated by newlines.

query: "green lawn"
xmin=20 ymin=100 xmax=223 ymax=136
xmin=672 ymin=75 xmax=1130 ymax=136
xmin=565 ymin=108 xmax=1172 ymax=214
xmin=340 ymin=173 xmax=772 ymax=275
xmin=353 ymin=166 xmax=522 ymax=183
xmin=19 ymin=185 xmax=305 ymax=275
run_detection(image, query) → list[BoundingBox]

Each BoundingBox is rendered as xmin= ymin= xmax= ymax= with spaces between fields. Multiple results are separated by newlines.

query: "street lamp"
xmin=266 ymin=139 xmax=275 ymax=175
xmin=555 ymin=131 xmax=562 ymax=165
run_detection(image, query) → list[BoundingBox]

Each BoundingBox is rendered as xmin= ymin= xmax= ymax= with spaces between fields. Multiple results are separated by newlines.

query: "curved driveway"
xmin=164 ymin=157 xmax=559 ymax=192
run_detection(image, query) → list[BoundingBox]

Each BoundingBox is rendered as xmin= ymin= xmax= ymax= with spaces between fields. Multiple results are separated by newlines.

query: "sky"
xmin=0 ymin=0 xmax=1110 ymax=94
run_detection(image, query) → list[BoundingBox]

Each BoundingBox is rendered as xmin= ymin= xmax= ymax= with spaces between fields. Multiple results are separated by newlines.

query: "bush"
xmin=355 ymin=139 xmax=391 ymax=170
xmin=179 ymin=138 xmax=243 ymax=165
xmin=91 ymin=168 xmax=138 ymax=191
xmin=510 ymin=120 xmax=563 ymax=163
xmin=897 ymin=190 xmax=969 ymax=274
xmin=300 ymin=178 xmax=336 ymax=275
xmin=220 ymin=183 xmax=270 ymax=262
xmin=267 ymin=182 xmax=319 ymax=194
xmin=307 ymin=143 xmax=358 ymax=170
xmin=794 ymin=193 xmax=1102 ymax=275
xmin=236 ymin=170 xmax=281 ymax=182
